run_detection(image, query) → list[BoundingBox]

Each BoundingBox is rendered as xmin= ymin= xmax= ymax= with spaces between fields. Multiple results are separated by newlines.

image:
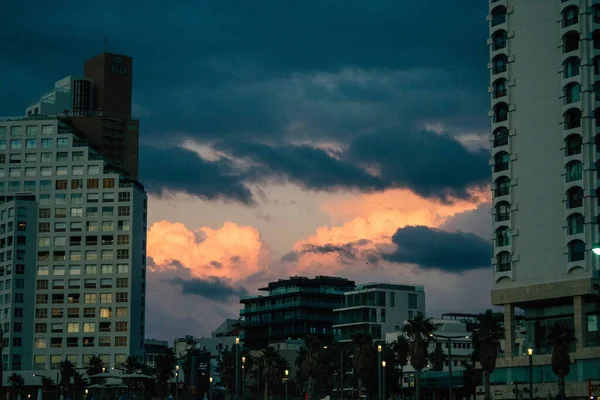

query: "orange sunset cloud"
xmin=287 ymin=187 xmax=490 ymax=275
xmin=147 ymin=220 xmax=270 ymax=282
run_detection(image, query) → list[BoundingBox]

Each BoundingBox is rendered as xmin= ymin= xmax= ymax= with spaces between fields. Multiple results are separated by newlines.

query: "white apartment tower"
xmin=0 ymin=53 xmax=147 ymax=376
xmin=489 ymin=0 xmax=600 ymax=397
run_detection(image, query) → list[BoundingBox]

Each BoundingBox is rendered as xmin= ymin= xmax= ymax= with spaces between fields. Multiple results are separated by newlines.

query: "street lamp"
xmin=429 ymin=334 xmax=470 ymax=400
xmin=381 ymin=361 xmax=386 ymax=400
xmin=284 ymin=370 xmax=289 ymax=400
xmin=324 ymin=346 xmax=344 ymax=400
xmin=593 ymin=244 xmax=600 ymax=255
xmin=242 ymin=357 xmax=246 ymax=400
xmin=235 ymin=338 xmax=240 ymax=400
xmin=209 ymin=377 xmax=213 ymax=400
xmin=377 ymin=345 xmax=383 ymax=400
xmin=527 ymin=349 xmax=533 ymax=400
xmin=175 ymin=365 xmax=179 ymax=400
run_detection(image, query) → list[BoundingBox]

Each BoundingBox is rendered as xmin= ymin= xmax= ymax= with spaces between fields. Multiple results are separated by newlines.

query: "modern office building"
xmin=239 ymin=276 xmax=355 ymax=349
xmin=0 ymin=52 xmax=147 ymax=374
xmin=488 ymin=1 xmax=600 ymax=397
xmin=332 ymin=282 xmax=425 ymax=342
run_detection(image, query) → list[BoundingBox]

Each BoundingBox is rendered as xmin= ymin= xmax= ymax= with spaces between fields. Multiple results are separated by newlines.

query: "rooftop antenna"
xmin=104 ymin=33 xmax=108 ymax=53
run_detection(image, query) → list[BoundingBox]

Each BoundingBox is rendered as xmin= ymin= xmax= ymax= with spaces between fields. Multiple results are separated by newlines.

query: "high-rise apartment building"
xmin=26 ymin=53 xmax=139 ymax=180
xmin=0 ymin=52 xmax=147 ymax=374
xmin=488 ymin=1 xmax=600 ymax=397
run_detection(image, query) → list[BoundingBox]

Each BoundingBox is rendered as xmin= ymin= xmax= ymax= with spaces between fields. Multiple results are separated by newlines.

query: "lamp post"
xmin=377 ymin=345 xmax=382 ymax=400
xmin=381 ymin=361 xmax=386 ymax=400
xmin=175 ymin=365 xmax=179 ymax=400
xmin=527 ymin=349 xmax=533 ymax=400
xmin=429 ymin=334 xmax=470 ymax=400
xmin=284 ymin=370 xmax=289 ymax=400
xmin=242 ymin=357 xmax=246 ymax=400
xmin=235 ymin=338 xmax=240 ymax=400
xmin=209 ymin=377 xmax=213 ymax=400
xmin=324 ymin=346 xmax=344 ymax=400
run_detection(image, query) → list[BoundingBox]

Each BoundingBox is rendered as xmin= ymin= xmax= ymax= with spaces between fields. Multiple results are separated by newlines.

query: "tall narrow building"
xmin=489 ymin=1 xmax=600 ymax=397
xmin=0 ymin=53 xmax=147 ymax=375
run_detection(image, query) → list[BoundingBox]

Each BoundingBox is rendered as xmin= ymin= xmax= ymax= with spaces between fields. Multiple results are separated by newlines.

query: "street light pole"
xmin=235 ymin=338 xmax=240 ymax=400
xmin=209 ymin=377 xmax=213 ymax=400
xmin=175 ymin=365 xmax=179 ymax=400
xmin=285 ymin=370 xmax=289 ymax=400
xmin=527 ymin=349 xmax=533 ymax=400
xmin=429 ymin=334 xmax=470 ymax=400
xmin=381 ymin=361 xmax=386 ymax=400
xmin=340 ymin=349 xmax=344 ymax=400
xmin=377 ymin=345 xmax=382 ymax=400
xmin=242 ymin=357 xmax=246 ymax=400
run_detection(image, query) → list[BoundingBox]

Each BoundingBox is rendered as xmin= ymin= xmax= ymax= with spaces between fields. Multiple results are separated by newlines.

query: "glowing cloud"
xmin=147 ymin=220 xmax=269 ymax=282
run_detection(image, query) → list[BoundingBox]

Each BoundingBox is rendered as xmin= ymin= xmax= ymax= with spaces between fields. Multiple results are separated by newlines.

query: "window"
xmin=55 ymin=180 xmax=68 ymax=190
xmin=563 ymin=31 xmax=580 ymax=53
xmin=87 ymin=221 xmax=99 ymax=232
xmin=36 ymin=294 xmax=48 ymax=304
xmin=495 ymin=176 xmax=510 ymax=197
xmin=56 ymin=166 xmax=68 ymax=176
xmin=564 ymin=83 xmax=580 ymax=104
xmin=118 ymin=192 xmax=131 ymax=202
xmin=117 ymin=278 xmax=128 ymax=288
xmin=567 ymin=213 xmax=584 ymax=235
xmin=563 ymin=57 xmax=580 ymax=78
xmin=35 ymin=338 xmax=47 ymax=349
xmin=496 ymin=251 xmax=512 ymax=272
xmin=493 ymin=127 xmax=509 ymax=148
xmin=10 ymin=126 xmax=22 ymax=136
xmin=493 ymin=102 xmax=508 ymax=123
xmin=99 ymin=337 xmax=111 ymax=347
xmin=26 ymin=125 xmax=38 ymax=136
xmin=495 ymin=201 xmax=510 ymax=222
xmin=72 ymin=165 xmax=84 ymax=175
xmin=116 ymin=307 xmax=128 ymax=317
xmin=567 ymin=186 xmax=583 ymax=208
xmin=565 ymin=134 xmax=582 ymax=156
xmin=117 ymin=235 xmax=129 ymax=245
xmin=116 ymin=293 xmax=128 ymax=303
xmin=72 ymin=151 xmax=84 ymax=161
xmin=88 ymin=165 xmax=100 ymax=175
xmin=495 ymin=226 xmax=511 ymax=247
xmin=103 ymin=221 xmax=114 ymax=231
xmin=116 ymin=321 xmax=128 ymax=332
xmin=100 ymin=293 xmax=113 ymax=303
xmin=103 ymin=192 xmax=115 ymax=202
xmin=84 ymin=293 xmax=96 ymax=304
xmin=87 ymin=207 xmax=98 ymax=217
xmin=55 ymin=208 xmax=67 ymax=218
xmin=568 ymin=239 xmax=585 ymax=261
xmin=564 ymin=108 xmax=581 ymax=130
xmin=566 ymin=161 xmax=582 ymax=182
xmin=36 ymin=310 xmax=48 ymax=319
xmin=103 ymin=178 xmax=115 ymax=188
xmin=115 ymin=337 xmax=128 ymax=347
xmin=118 ymin=206 xmax=130 ymax=216
xmin=494 ymin=151 xmax=509 ymax=172
xmin=41 ymin=138 xmax=52 ymax=148
xmin=493 ymin=78 xmax=507 ymax=98
xmin=562 ymin=6 xmax=578 ymax=27
xmin=10 ymin=140 xmax=22 ymax=149
xmin=408 ymin=293 xmax=417 ymax=309
xmin=101 ymin=250 xmax=113 ymax=260
xmin=100 ymin=307 xmax=112 ymax=318
xmin=83 ymin=322 xmax=96 ymax=333
xmin=117 ymin=264 xmax=129 ymax=274
xmin=42 ymin=125 xmax=53 ymax=135
xmin=71 ymin=222 xmax=83 ymax=232
xmin=71 ymin=207 xmax=83 ymax=218
xmin=491 ymin=6 xmax=506 ymax=26
xmin=67 ymin=337 xmax=78 ymax=347
xmin=102 ymin=207 xmax=114 ymax=217
xmin=117 ymin=249 xmax=129 ymax=260
xmin=57 ymin=138 xmax=69 ymax=148
xmin=55 ymin=222 xmax=66 ymax=232
xmin=118 ymin=221 xmax=130 ymax=231
xmin=71 ymin=179 xmax=83 ymax=189
xmin=67 ymin=323 xmax=79 ymax=333
xmin=492 ymin=54 xmax=507 ymax=74
xmin=37 ymin=280 xmax=48 ymax=290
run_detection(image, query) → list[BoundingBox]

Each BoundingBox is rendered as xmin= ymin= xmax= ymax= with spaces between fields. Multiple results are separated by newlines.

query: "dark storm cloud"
xmin=138 ymin=145 xmax=254 ymax=204
xmin=383 ymin=226 xmax=493 ymax=272
xmin=282 ymin=239 xmax=378 ymax=265
xmin=168 ymin=276 xmax=248 ymax=302
xmin=219 ymin=129 xmax=490 ymax=201
xmin=0 ymin=0 xmax=489 ymax=139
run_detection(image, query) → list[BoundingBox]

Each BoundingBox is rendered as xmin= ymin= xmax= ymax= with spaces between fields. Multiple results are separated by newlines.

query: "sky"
xmin=0 ymin=0 xmax=494 ymax=341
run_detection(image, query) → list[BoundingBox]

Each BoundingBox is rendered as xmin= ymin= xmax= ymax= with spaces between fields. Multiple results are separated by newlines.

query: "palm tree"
xmin=60 ymin=359 xmax=76 ymax=397
xmin=548 ymin=323 xmax=577 ymax=400
xmin=297 ymin=336 xmax=329 ymax=400
xmin=7 ymin=373 xmax=24 ymax=400
xmin=392 ymin=335 xmax=410 ymax=386
xmin=402 ymin=314 xmax=437 ymax=400
xmin=217 ymin=349 xmax=236 ymax=396
xmin=155 ymin=348 xmax=177 ymax=398
xmin=122 ymin=355 xmax=142 ymax=374
xmin=261 ymin=346 xmax=288 ymax=400
xmin=351 ymin=332 xmax=373 ymax=397
xmin=86 ymin=355 xmax=105 ymax=377
xmin=429 ymin=343 xmax=448 ymax=372
xmin=41 ymin=377 xmax=55 ymax=393
xmin=474 ymin=310 xmax=505 ymax=400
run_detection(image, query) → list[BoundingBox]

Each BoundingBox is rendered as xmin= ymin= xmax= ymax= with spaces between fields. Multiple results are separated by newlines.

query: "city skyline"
xmin=0 ymin=1 xmax=494 ymax=341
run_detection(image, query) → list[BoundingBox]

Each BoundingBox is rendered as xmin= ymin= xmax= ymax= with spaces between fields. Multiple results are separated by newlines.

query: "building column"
xmin=504 ymin=303 xmax=515 ymax=358
xmin=573 ymin=295 xmax=585 ymax=351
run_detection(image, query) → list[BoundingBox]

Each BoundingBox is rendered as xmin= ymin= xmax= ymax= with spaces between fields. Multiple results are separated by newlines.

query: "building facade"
xmin=332 ymin=283 xmax=425 ymax=342
xmin=488 ymin=1 xmax=600 ymax=397
xmin=240 ymin=276 xmax=355 ymax=349
xmin=0 ymin=52 xmax=147 ymax=375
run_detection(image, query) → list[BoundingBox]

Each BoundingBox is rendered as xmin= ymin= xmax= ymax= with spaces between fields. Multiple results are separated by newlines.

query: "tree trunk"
xmin=307 ymin=377 xmax=316 ymax=400
xmin=415 ymin=370 xmax=421 ymax=400
xmin=263 ymin=382 xmax=268 ymax=400
xmin=483 ymin=371 xmax=490 ymax=400
xmin=357 ymin=377 xmax=362 ymax=399
xmin=558 ymin=375 xmax=565 ymax=399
